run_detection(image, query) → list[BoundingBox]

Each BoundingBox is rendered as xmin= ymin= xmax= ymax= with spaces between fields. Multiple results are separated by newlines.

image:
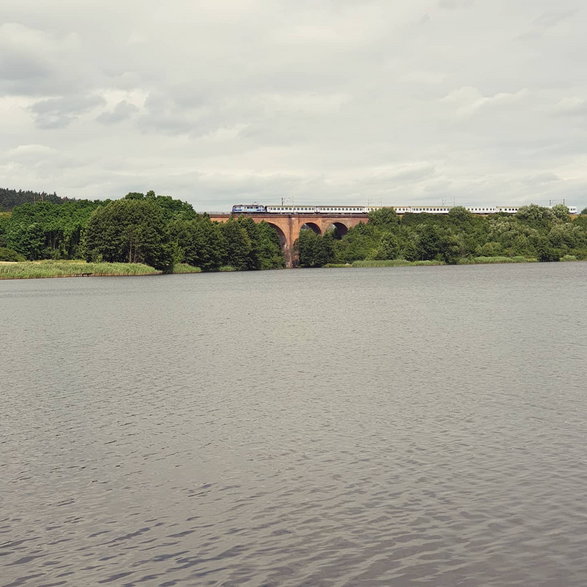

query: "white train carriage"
xmin=234 ymin=204 xmax=578 ymax=215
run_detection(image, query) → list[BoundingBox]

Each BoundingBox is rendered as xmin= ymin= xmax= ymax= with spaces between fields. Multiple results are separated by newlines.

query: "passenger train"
xmin=231 ymin=203 xmax=578 ymax=215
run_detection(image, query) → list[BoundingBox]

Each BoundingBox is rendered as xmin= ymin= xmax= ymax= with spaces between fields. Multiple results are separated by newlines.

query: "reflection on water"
xmin=1 ymin=263 xmax=586 ymax=585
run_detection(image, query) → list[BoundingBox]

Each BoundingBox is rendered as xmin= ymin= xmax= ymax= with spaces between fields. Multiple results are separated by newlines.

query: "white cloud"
xmin=0 ymin=0 xmax=585 ymax=210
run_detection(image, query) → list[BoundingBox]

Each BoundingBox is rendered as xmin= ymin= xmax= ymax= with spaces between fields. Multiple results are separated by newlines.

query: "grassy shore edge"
xmin=0 ymin=260 xmax=161 ymax=280
xmin=323 ymin=256 xmax=586 ymax=268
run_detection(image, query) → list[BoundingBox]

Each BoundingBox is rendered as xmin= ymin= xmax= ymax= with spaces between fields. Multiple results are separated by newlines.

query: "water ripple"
xmin=1 ymin=264 xmax=586 ymax=585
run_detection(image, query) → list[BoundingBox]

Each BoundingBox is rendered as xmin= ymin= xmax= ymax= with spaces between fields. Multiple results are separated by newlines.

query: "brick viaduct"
xmin=208 ymin=213 xmax=368 ymax=268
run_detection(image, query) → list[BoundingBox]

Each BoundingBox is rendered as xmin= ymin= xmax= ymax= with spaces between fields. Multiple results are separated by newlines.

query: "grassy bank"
xmin=0 ymin=260 xmax=160 ymax=279
xmin=323 ymin=256 xmax=551 ymax=268
xmin=457 ymin=255 xmax=537 ymax=264
xmin=172 ymin=263 xmax=202 ymax=274
xmin=325 ymin=259 xmax=445 ymax=268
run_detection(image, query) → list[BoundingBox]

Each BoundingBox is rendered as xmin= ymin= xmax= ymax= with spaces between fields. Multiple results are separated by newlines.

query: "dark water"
xmin=1 ymin=263 xmax=586 ymax=586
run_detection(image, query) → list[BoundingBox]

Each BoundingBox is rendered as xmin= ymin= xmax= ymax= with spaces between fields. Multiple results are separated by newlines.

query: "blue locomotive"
xmin=232 ymin=204 xmax=267 ymax=213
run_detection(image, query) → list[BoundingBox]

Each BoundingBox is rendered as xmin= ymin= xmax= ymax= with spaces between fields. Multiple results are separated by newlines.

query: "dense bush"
xmin=0 ymin=247 xmax=25 ymax=261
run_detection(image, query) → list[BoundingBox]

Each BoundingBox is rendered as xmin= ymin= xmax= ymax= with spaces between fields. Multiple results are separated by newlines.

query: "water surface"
xmin=1 ymin=263 xmax=586 ymax=585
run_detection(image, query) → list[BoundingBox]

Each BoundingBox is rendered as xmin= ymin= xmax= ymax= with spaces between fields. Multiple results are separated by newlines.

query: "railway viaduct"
xmin=208 ymin=213 xmax=368 ymax=268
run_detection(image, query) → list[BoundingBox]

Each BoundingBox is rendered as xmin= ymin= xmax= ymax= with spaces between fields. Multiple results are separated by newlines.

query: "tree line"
xmin=0 ymin=191 xmax=284 ymax=271
xmin=0 ymin=187 xmax=75 ymax=211
xmin=298 ymin=205 xmax=587 ymax=266
xmin=2 ymin=191 xmax=586 ymax=271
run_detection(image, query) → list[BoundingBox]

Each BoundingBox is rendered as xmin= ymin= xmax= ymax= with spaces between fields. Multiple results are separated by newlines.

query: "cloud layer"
xmin=1 ymin=0 xmax=586 ymax=210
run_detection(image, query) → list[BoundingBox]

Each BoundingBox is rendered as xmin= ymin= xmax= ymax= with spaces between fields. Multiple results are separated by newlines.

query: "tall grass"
xmin=0 ymin=260 xmax=160 ymax=279
xmin=457 ymin=256 xmax=536 ymax=264
xmin=351 ymin=259 xmax=444 ymax=267
xmin=325 ymin=256 xmax=546 ymax=269
xmin=172 ymin=263 xmax=202 ymax=273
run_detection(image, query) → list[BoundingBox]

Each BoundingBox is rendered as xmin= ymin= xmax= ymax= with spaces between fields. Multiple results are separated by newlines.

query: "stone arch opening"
xmin=265 ymin=222 xmax=293 ymax=268
xmin=266 ymin=222 xmax=286 ymax=248
xmin=326 ymin=222 xmax=349 ymax=239
xmin=300 ymin=222 xmax=321 ymax=235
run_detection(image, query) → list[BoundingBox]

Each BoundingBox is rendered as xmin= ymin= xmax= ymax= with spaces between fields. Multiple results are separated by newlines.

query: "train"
xmin=231 ymin=204 xmax=579 ymax=215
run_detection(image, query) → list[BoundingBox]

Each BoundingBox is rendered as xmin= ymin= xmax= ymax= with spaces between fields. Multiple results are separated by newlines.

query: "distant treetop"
xmin=0 ymin=187 xmax=73 ymax=211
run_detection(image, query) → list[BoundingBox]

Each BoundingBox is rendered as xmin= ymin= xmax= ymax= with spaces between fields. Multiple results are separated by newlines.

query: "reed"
xmin=458 ymin=256 xmax=536 ymax=264
xmin=352 ymin=259 xmax=444 ymax=267
xmin=172 ymin=263 xmax=202 ymax=273
xmin=0 ymin=260 xmax=160 ymax=279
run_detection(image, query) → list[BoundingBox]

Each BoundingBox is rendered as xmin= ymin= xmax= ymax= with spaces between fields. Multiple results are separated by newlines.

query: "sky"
xmin=1 ymin=0 xmax=586 ymax=212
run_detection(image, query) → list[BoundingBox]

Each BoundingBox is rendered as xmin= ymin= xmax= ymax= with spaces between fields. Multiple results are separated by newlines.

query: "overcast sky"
xmin=1 ymin=0 xmax=586 ymax=211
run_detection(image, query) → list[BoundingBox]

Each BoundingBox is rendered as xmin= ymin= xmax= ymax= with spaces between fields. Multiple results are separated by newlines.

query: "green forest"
xmin=1 ymin=188 xmax=586 ymax=274
xmin=299 ymin=204 xmax=587 ymax=267
xmin=0 ymin=191 xmax=283 ymax=271
xmin=0 ymin=187 xmax=74 ymax=211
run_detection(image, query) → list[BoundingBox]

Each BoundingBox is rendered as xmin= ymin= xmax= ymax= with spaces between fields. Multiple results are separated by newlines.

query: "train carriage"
xmin=232 ymin=204 xmax=578 ymax=215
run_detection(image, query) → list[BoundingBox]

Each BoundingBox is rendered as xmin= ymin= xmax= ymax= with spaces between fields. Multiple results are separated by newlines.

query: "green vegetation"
xmin=3 ymin=200 xmax=102 ymax=260
xmin=352 ymin=259 xmax=444 ymax=267
xmin=1 ymin=190 xmax=285 ymax=277
xmin=298 ymin=205 xmax=587 ymax=268
xmin=0 ymin=187 xmax=74 ymax=211
xmin=0 ymin=247 xmax=25 ymax=261
xmin=84 ymin=198 xmax=174 ymax=271
xmin=3 ymin=190 xmax=585 ymax=278
xmin=172 ymin=263 xmax=202 ymax=273
xmin=457 ymin=256 xmax=535 ymax=264
xmin=0 ymin=260 xmax=159 ymax=279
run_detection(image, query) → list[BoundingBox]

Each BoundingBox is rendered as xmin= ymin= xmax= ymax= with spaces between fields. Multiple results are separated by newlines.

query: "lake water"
xmin=1 ymin=263 xmax=586 ymax=586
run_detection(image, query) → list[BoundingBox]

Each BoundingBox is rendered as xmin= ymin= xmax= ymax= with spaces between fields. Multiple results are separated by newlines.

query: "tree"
xmin=550 ymin=204 xmax=570 ymax=222
xmin=477 ymin=241 xmax=504 ymax=257
xmin=298 ymin=230 xmax=334 ymax=267
xmin=0 ymin=187 xmax=69 ymax=211
xmin=368 ymin=207 xmax=399 ymax=228
xmin=236 ymin=216 xmax=262 ymax=270
xmin=255 ymin=222 xmax=285 ymax=269
xmin=221 ymin=219 xmax=253 ymax=270
xmin=123 ymin=191 xmax=197 ymax=221
xmin=448 ymin=206 xmax=474 ymax=225
xmin=439 ymin=232 xmax=466 ymax=264
xmin=5 ymin=200 xmax=100 ymax=259
xmin=0 ymin=247 xmax=25 ymax=261
xmin=515 ymin=204 xmax=554 ymax=230
xmin=84 ymin=199 xmax=173 ymax=270
xmin=168 ymin=217 xmax=226 ymax=271
xmin=415 ymin=224 xmax=444 ymax=260
xmin=0 ymin=212 xmax=10 ymax=247
xmin=548 ymin=223 xmax=586 ymax=251
xmin=535 ymin=236 xmax=562 ymax=262
xmin=333 ymin=223 xmax=379 ymax=262
xmin=6 ymin=222 xmax=45 ymax=260
xmin=375 ymin=233 xmax=400 ymax=260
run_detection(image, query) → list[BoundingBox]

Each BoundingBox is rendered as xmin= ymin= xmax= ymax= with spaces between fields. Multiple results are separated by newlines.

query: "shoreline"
xmin=1 ymin=257 xmax=584 ymax=280
xmin=0 ymin=260 xmax=161 ymax=280
xmin=0 ymin=273 xmax=162 ymax=280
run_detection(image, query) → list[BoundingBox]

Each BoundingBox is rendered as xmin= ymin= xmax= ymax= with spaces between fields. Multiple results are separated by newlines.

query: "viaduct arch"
xmin=208 ymin=213 xmax=367 ymax=268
